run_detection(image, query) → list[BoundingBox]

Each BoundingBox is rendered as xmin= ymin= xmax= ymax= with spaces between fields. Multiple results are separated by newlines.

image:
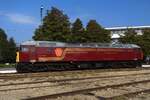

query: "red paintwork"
xmin=36 ymin=47 xmax=56 ymax=57
xmin=63 ymin=48 xmax=142 ymax=61
xmin=19 ymin=46 xmax=143 ymax=63
xmin=19 ymin=52 xmax=30 ymax=62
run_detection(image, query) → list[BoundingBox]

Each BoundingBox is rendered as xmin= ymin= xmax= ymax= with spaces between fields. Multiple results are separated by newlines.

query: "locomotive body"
xmin=16 ymin=41 xmax=143 ymax=72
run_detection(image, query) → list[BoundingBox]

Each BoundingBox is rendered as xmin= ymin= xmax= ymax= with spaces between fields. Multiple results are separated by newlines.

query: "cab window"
xmin=21 ymin=47 xmax=29 ymax=52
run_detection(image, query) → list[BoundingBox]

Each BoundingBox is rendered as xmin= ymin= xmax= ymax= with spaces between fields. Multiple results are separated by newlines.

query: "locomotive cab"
xmin=16 ymin=41 xmax=65 ymax=63
xmin=16 ymin=45 xmax=36 ymax=63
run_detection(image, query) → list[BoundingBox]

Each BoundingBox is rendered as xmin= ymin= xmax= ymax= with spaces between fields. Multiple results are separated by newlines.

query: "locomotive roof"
xmin=21 ymin=41 xmax=140 ymax=48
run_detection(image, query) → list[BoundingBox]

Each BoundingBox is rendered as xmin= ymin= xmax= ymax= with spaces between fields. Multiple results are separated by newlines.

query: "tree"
xmin=0 ymin=28 xmax=9 ymax=62
xmin=8 ymin=38 xmax=16 ymax=63
xmin=71 ymin=18 xmax=84 ymax=34
xmin=86 ymin=20 xmax=111 ymax=43
xmin=71 ymin=18 xmax=85 ymax=42
xmin=33 ymin=7 xmax=71 ymax=42
xmin=119 ymin=29 xmax=138 ymax=44
xmin=119 ymin=29 xmax=150 ymax=56
xmin=0 ymin=28 xmax=16 ymax=63
xmin=138 ymin=30 xmax=150 ymax=56
xmin=0 ymin=28 xmax=7 ymax=41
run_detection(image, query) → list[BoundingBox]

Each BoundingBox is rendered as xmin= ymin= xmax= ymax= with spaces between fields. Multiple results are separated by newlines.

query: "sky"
xmin=0 ymin=0 xmax=150 ymax=43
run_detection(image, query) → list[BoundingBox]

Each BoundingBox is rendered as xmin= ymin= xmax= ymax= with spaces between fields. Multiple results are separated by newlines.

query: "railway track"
xmin=0 ymin=72 xmax=150 ymax=88
xmin=25 ymin=79 xmax=150 ymax=100
xmin=107 ymin=89 xmax=150 ymax=100
xmin=0 ymin=67 xmax=150 ymax=99
xmin=0 ymin=70 xmax=150 ymax=99
xmin=0 ymin=67 xmax=150 ymax=80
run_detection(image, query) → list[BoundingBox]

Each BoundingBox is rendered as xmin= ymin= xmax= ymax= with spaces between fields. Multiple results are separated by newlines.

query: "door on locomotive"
xmin=28 ymin=46 xmax=36 ymax=63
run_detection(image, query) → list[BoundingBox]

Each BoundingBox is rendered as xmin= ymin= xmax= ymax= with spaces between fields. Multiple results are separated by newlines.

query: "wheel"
xmin=16 ymin=63 xmax=32 ymax=73
xmin=135 ymin=61 xmax=142 ymax=68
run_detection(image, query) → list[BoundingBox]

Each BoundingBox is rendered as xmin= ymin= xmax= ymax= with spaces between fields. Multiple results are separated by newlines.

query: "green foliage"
xmin=119 ymin=29 xmax=138 ymax=44
xmin=70 ymin=18 xmax=86 ymax=42
xmin=86 ymin=20 xmax=111 ymax=43
xmin=138 ymin=30 xmax=150 ymax=56
xmin=71 ymin=18 xmax=84 ymax=34
xmin=33 ymin=7 xmax=71 ymax=42
xmin=120 ymin=29 xmax=150 ymax=56
xmin=0 ymin=28 xmax=8 ymax=62
xmin=8 ymin=38 xmax=16 ymax=63
xmin=33 ymin=7 xmax=111 ymax=43
xmin=0 ymin=29 xmax=7 ymax=41
xmin=0 ymin=28 xmax=16 ymax=63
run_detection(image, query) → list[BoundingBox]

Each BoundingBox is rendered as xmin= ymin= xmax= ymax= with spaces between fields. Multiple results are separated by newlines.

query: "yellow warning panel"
xmin=16 ymin=52 xmax=19 ymax=62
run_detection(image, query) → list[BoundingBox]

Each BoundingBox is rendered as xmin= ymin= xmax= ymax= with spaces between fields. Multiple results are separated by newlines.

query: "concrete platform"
xmin=142 ymin=65 xmax=150 ymax=68
xmin=0 ymin=65 xmax=149 ymax=74
xmin=0 ymin=67 xmax=17 ymax=73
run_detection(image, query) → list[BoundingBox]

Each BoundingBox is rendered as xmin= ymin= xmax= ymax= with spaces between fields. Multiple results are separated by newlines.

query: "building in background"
xmin=105 ymin=25 xmax=150 ymax=43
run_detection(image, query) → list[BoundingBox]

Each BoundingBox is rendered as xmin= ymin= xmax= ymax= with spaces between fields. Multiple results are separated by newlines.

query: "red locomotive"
xmin=16 ymin=41 xmax=143 ymax=72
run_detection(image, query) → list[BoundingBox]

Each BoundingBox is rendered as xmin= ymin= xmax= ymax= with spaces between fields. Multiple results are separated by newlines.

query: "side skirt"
xmin=16 ymin=60 xmax=142 ymax=73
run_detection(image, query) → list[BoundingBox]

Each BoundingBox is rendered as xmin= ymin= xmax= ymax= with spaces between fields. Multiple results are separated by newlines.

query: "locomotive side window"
xmin=21 ymin=47 xmax=29 ymax=52
xmin=39 ymin=43 xmax=56 ymax=47
xmin=47 ymin=48 xmax=53 ymax=52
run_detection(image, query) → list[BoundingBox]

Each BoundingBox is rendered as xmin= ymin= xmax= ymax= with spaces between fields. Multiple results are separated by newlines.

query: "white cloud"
xmin=0 ymin=12 xmax=39 ymax=25
xmin=7 ymin=13 xmax=35 ymax=24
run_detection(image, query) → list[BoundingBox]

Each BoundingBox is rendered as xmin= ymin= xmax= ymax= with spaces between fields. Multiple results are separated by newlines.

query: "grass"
xmin=0 ymin=63 xmax=16 ymax=68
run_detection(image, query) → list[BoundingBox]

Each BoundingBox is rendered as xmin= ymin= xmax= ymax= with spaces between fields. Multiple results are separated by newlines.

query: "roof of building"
xmin=105 ymin=25 xmax=150 ymax=30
